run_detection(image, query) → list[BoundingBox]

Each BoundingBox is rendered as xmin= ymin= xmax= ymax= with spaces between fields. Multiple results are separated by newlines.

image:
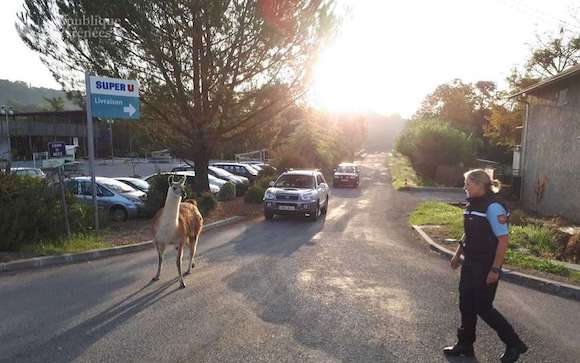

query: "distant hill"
xmin=365 ymin=113 xmax=407 ymax=152
xmin=0 ymin=79 xmax=80 ymax=112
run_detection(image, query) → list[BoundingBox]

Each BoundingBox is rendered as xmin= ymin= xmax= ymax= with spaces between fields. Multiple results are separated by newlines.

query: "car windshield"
xmin=123 ymin=178 xmax=149 ymax=190
xmin=245 ymin=165 xmax=259 ymax=175
xmin=337 ymin=166 xmax=357 ymax=173
xmin=275 ymin=174 xmax=315 ymax=189
xmin=98 ymin=179 xmax=136 ymax=193
xmin=209 ymin=166 xmax=234 ymax=178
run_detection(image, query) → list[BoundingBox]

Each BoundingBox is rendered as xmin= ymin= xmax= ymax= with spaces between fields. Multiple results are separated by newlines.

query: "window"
xmin=275 ymin=174 xmax=316 ymax=189
xmin=317 ymin=173 xmax=327 ymax=185
xmin=98 ymin=185 xmax=114 ymax=197
xmin=80 ymin=181 xmax=94 ymax=196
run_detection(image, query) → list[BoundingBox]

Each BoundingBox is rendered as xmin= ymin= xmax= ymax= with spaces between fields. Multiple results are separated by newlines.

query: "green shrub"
xmin=0 ymin=174 xmax=90 ymax=251
xmin=258 ymin=165 xmax=278 ymax=180
xmin=245 ymin=184 xmax=266 ymax=204
xmin=218 ymin=182 xmax=236 ymax=201
xmin=396 ymin=119 xmax=478 ymax=178
xmin=509 ymin=225 xmax=560 ymax=257
xmin=195 ymin=192 xmax=217 ymax=217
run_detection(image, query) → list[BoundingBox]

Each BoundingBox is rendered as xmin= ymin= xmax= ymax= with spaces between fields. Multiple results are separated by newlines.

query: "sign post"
xmin=85 ymin=72 xmax=99 ymax=230
xmin=85 ymin=73 xmax=140 ymax=231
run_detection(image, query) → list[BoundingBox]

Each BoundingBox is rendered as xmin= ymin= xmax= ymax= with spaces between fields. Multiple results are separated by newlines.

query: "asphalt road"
xmin=1 ymin=153 xmax=579 ymax=363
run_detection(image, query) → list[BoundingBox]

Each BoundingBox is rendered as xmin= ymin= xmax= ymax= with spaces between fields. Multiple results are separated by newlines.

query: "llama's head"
xmin=167 ymin=175 xmax=187 ymax=199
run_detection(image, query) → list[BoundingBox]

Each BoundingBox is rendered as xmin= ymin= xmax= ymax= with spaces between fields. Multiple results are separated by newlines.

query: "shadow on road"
xmin=5 ymin=278 xmax=180 ymax=362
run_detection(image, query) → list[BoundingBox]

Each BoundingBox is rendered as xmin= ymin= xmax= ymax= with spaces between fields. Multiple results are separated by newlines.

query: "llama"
xmin=151 ymin=175 xmax=203 ymax=288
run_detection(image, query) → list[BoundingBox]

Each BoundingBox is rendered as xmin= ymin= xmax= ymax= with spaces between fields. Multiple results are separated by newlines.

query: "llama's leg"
xmin=190 ymin=230 xmax=201 ymax=269
xmin=176 ymin=241 xmax=186 ymax=288
xmin=152 ymin=242 xmax=165 ymax=281
xmin=185 ymin=236 xmax=194 ymax=275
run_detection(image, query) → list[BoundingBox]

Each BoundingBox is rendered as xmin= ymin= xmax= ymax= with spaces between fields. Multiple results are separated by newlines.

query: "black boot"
xmin=443 ymin=343 xmax=475 ymax=357
xmin=500 ymin=341 xmax=528 ymax=363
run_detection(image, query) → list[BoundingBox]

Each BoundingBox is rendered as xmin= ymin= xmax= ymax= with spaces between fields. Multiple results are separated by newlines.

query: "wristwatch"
xmin=491 ymin=266 xmax=502 ymax=274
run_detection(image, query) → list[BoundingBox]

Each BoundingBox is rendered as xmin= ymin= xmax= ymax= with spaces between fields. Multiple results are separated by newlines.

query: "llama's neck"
xmin=161 ymin=191 xmax=181 ymax=225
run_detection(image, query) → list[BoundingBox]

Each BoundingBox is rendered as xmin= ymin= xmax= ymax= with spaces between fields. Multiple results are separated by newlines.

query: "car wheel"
xmin=110 ymin=207 xmax=128 ymax=222
xmin=321 ymin=197 xmax=328 ymax=214
xmin=308 ymin=202 xmax=320 ymax=222
xmin=265 ymin=211 xmax=274 ymax=221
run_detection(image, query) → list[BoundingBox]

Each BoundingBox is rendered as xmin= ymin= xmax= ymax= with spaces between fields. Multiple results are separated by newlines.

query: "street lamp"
xmin=0 ymin=105 xmax=14 ymax=161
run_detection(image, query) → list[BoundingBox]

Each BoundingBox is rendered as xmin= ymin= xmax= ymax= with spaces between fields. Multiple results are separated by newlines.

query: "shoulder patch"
xmin=497 ymin=215 xmax=508 ymax=224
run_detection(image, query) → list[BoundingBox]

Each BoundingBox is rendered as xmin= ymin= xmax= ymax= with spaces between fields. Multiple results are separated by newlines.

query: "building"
xmin=0 ymin=110 xmax=111 ymax=161
xmin=511 ymin=64 xmax=580 ymax=222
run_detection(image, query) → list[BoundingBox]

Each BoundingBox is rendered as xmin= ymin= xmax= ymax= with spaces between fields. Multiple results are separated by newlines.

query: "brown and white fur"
xmin=151 ymin=175 xmax=203 ymax=288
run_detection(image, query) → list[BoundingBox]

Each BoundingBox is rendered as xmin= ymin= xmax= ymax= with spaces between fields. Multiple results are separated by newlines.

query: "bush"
xmin=245 ymin=184 xmax=266 ymax=204
xmin=258 ymin=165 xmax=278 ymax=179
xmin=218 ymin=182 xmax=236 ymax=201
xmin=396 ymin=119 xmax=478 ymax=179
xmin=0 ymin=174 xmax=90 ymax=251
xmin=509 ymin=225 xmax=561 ymax=258
xmin=195 ymin=192 xmax=217 ymax=217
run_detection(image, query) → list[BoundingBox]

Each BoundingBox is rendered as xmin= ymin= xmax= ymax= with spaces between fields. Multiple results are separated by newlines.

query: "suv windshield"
xmin=337 ymin=166 xmax=357 ymax=173
xmin=275 ymin=174 xmax=315 ymax=189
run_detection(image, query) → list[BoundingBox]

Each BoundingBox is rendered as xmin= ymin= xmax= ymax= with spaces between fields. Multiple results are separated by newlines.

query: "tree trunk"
xmin=193 ymin=150 xmax=211 ymax=195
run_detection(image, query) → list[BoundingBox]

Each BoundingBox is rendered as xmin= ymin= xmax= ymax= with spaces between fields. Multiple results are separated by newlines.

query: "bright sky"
xmin=1 ymin=0 xmax=579 ymax=117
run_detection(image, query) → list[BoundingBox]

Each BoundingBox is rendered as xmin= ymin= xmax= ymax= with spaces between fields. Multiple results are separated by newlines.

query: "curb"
xmin=0 ymin=216 xmax=246 ymax=274
xmin=400 ymin=186 xmax=464 ymax=192
xmin=411 ymin=225 xmax=580 ymax=302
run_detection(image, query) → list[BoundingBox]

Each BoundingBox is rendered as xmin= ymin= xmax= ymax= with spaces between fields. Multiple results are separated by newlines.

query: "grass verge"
xmin=410 ymin=201 xmax=579 ymax=283
xmin=409 ymin=201 xmax=464 ymax=239
xmin=20 ymin=234 xmax=113 ymax=256
xmin=386 ymin=152 xmax=422 ymax=190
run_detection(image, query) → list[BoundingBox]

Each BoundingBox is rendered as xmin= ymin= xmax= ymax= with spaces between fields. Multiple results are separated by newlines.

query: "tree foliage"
xmin=396 ymin=119 xmax=477 ymax=179
xmin=413 ymin=79 xmax=498 ymax=136
xmin=17 ymin=0 xmax=338 ymax=192
xmin=526 ymin=31 xmax=580 ymax=78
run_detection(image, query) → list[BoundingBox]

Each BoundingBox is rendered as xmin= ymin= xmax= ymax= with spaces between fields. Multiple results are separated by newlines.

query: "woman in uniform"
xmin=443 ymin=169 xmax=528 ymax=363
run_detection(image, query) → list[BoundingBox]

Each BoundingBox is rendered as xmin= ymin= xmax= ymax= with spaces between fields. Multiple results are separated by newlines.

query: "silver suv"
xmin=263 ymin=170 xmax=330 ymax=221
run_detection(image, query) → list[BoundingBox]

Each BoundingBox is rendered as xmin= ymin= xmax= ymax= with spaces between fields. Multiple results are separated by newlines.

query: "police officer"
xmin=443 ymin=169 xmax=528 ymax=362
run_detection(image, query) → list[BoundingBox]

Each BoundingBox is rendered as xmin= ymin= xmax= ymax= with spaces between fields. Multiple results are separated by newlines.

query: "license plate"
xmin=278 ymin=205 xmax=295 ymax=211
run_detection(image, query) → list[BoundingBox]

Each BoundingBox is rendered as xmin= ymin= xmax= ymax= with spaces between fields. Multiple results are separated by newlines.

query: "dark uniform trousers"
xmin=458 ymin=260 xmax=519 ymax=346
xmin=458 ymin=195 xmax=522 ymax=347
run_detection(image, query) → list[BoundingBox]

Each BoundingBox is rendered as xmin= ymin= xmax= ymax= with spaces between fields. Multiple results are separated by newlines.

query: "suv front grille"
xmin=276 ymin=194 xmax=299 ymax=201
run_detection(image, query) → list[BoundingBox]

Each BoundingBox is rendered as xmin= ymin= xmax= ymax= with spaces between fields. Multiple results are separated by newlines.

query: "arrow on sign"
xmin=123 ymin=103 xmax=136 ymax=117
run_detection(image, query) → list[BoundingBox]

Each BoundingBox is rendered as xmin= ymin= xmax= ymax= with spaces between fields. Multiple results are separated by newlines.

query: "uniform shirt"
xmin=486 ymin=202 xmax=509 ymax=237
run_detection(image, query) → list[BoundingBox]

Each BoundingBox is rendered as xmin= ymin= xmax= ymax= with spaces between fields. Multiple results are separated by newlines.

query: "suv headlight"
xmin=301 ymin=192 xmax=316 ymax=201
xmin=264 ymin=190 xmax=276 ymax=200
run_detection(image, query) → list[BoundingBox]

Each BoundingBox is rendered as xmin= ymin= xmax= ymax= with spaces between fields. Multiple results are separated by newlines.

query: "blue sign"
xmin=89 ymin=76 xmax=140 ymax=120
xmin=48 ymin=142 xmax=66 ymax=158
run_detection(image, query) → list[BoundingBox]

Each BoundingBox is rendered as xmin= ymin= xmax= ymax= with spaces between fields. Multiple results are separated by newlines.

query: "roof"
xmin=509 ymin=63 xmax=580 ymax=98
xmin=283 ymin=169 xmax=318 ymax=176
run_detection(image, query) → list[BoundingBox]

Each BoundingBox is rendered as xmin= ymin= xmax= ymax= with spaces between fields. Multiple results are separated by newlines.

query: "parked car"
xmin=10 ymin=167 xmax=46 ymax=179
xmin=143 ymin=172 xmax=221 ymax=195
xmin=211 ymin=162 xmax=259 ymax=182
xmin=263 ymin=169 xmax=330 ymax=221
xmin=65 ymin=177 xmax=146 ymax=221
xmin=171 ymin=165 xmax=193 ymax=172
xmin=115 ymin=177 xmax=150 ymax=193
xmin=208 ymin=166 xmax=249 ymax=195
xmin=333 ymin=163 xmax=360 ymax=188
xmin=242 ymin=163 xmax=263 ymax=172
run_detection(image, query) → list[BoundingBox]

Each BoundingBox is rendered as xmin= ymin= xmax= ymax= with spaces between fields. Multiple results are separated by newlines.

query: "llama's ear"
xmin=168 ymin=175 xmax=174 ymax=185
xmin=180 ymin=175 xmax=187 ymax=186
